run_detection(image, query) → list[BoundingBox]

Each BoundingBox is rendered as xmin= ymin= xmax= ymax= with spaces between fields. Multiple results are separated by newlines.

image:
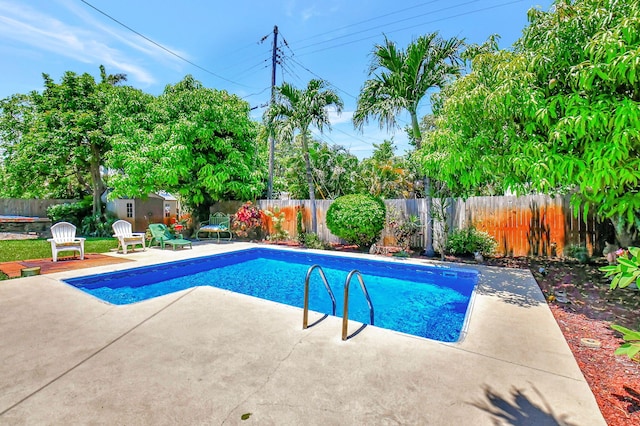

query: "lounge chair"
xmin=195 ymin=212 xmax=233 ymax=242
xmin=47 ymin=221 xmax=85 ymax=262
xmin=148 ymin=223 xmax=192 ymax=250
xmin=112 ymin=220 xmax=146 ymax=254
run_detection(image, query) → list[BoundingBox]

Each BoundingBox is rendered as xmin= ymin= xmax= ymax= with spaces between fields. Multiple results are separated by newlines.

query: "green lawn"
xmin=0 ymin=238 xmax=118 ymax=262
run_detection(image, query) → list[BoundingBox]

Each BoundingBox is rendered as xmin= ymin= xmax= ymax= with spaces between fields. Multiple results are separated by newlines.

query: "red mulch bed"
xmin=550 ymin=305 xmax=640 ymax=425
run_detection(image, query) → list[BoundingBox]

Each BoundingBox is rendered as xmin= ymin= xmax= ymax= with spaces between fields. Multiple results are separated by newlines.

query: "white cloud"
xmin=301 ymin=6 xmax=319 ymax=21
xmin=0 ymin=0 xmax=160 ymax=85
xmin=328 ymin=109 xmax=353 ymax=125
xmin=284 ymin=0 xmax=341 ymax=21
xmin=61 ymin=0 xmax=189 ymax=66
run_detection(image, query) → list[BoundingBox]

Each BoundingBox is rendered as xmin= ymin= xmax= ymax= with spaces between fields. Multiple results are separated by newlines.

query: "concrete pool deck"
xmin=0 ymin=242 xmax=605 ymax=424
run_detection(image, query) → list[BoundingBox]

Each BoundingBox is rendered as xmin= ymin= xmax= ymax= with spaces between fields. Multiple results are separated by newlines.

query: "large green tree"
xmin=422 ymin=0 xmax=640 ymax=246
xmin=422 ymin=48 xmax=534 ymax=195
xmin=107 ymin=76 xmax=264 ymax=221
xmin=265 ymin=79 xmax=343 ymax=233
xmin=353 ymin=33 xmax=464 ymax=254
xmin=0 ymin=66 xmax=126 ymax=212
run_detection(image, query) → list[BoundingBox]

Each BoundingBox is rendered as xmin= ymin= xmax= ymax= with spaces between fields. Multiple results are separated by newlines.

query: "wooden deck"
xmin=0 ymin=253 xmax=132 ymax=279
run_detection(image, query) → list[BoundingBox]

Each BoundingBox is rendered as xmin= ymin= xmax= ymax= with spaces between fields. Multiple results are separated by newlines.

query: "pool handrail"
xmin=303 ymin=264 xmax=337 ymax=329
xmin=342 ymin=269 xmax=375 ymax=341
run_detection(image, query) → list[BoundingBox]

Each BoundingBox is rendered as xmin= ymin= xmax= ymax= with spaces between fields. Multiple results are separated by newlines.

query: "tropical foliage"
xmin=230 ymin=201 xmax=264 ymax=239
xmin=264 ymin=205 xmax=289 ymax=242
xmin=387 ymin=208 xmax=422 ymax=250
xmin=421 ymin=0 xmax=640 ymax=246
xmin=601 ymin=247 xmax=640 ymax=291
xmin=274 ymin=134 xmax=358 ymax=200
xmin=354 ymin=32 xmax=464 ymax=255
xmin=353 ymin=32 xmax=464 ymax=146
xmin=600 ymin=247 xmax=640 ymax=361
xmin=265 ymin=79 xmax=343 ymax=233
xmin=356 ymin=140 xmax=420 ymax=198
xmin=1 ymin=72 xmax=263 ymax=223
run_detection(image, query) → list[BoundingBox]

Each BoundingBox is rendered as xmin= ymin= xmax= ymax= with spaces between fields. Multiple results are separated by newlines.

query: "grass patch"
xmin=0 ymin=238 xmax=118 ymax=262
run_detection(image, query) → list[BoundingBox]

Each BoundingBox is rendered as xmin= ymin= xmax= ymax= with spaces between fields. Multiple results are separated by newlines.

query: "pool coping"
xmin=0 ymin=242 xmax=606 ymax=424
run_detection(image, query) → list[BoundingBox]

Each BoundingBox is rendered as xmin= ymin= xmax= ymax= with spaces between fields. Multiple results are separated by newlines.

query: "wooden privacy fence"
xmin=0 ymin=198 xmax=77 ymax=218
xmin=250 ymin=195 xmax=602 ymax=257
xmin=446 ymin=195 xmax=598 ymax=257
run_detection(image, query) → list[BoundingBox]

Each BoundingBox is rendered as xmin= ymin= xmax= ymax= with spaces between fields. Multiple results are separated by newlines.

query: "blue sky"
xmin=0 ymin=0 xmax=553 ymax=158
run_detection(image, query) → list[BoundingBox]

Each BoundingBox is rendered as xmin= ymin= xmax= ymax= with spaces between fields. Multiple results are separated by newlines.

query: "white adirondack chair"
xmin=112 ymin=220 xmax=146 ymax=254
xmin=47 ymin=222 xmax=85 ymax=262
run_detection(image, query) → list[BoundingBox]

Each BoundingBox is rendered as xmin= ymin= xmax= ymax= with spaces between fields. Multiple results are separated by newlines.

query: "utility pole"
xmin=266 ymin=25 xmax=279 ymax=199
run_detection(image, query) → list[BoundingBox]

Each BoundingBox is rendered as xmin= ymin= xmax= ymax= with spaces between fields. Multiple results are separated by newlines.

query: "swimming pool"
xmin=64 ymin=248 xmax=479 ymax=342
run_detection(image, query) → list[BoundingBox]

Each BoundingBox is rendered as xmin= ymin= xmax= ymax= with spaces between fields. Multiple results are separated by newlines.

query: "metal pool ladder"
xmin=342 ymin=269 xmax=374 ymax=341
xmin=303 ymin=265 xmax=337 ymax=329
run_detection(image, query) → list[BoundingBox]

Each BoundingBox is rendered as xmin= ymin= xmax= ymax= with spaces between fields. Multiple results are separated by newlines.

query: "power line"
xmin=287 ymin=56 xmax=357 ymax=100
xmin=295 ymin=0 xmax=481 ymax=52
xmin=242 ymin=86 xmax=271 ymax=100
xmin=284 ymin=52 xmax=413 ymax=129
xmin=79 ymin=0 xmax=254 ymax=88
xmin=232 ymin=60 xmax=270 ymax=81
xmin=294 ymin=0 xmax=445 ymax=44
xmin=280 ymin=59 xmax=303 ymax=84
xmin=297 ymin=0 xmax=524 ymax=57
xmin=217 ymin=46 xmax=272 ymax=73
xmin=332 ymin=126 xmax=378 ymax=147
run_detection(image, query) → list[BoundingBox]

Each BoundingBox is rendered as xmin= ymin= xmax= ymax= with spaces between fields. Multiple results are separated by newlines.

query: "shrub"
xmin=387 ymin=209 xmax=421 ymax=249
xmin=46 ymin=197 xmax=92 ymax=227
xmin=446 ymin=227 xmax=496 ymax=256
xmin=231 ymin=201 xmax=264 ymax=239
xmin=264 ymin=206 xmax=289 ymax=242
xmin=80 ymin=213 xmax=118 ymax=237
xmin=296 ymin=208 xmax=305 ymax=244
xmin=326 ymin=194 xmax=386 ymax=248
xmin=302 ymin=233 xmax=328 ymax=250
xmin=564 ymin=244 xmax=590 ymax=263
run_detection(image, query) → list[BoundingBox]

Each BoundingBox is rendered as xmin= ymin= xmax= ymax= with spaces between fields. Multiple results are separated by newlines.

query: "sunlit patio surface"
xmin=0 ymin=242 xmax=605 ymax=424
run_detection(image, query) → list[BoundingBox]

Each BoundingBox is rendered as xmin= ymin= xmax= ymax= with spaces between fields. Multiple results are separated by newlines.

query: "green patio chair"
xmin=148 ymin=223 xmax=192 ymax=251
xmin=195 ymin=212 xmax=233 ymax=242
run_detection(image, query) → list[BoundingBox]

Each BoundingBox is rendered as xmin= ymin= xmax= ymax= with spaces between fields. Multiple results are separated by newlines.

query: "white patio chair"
xmin=47 ymin=222 xmax=85 ymax=262
xmin=112 ymin=220 xmax=146 ymax=254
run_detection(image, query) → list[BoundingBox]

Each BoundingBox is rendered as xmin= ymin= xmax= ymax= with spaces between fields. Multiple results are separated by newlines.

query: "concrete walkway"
xmin=0 ymin=243 xmax=605 ymax=425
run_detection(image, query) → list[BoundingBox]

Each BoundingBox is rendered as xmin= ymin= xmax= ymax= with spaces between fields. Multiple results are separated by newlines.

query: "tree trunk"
xmin=410 ymin=109 xmax=435 ymax=256
xmin=267 ymin=132 xmax=275 ymax=199
xmin=90 ymin=144 xmax=104 ymax=216
xmin=423 ymin=176 xmax=435 ymax=256
xmin=301 ymin=133 xmax=317 ymax=234
xmin=410 ymin=112 xmax=422 ymax=150
xmin=610 ymin=217 xmax=639 ymax=248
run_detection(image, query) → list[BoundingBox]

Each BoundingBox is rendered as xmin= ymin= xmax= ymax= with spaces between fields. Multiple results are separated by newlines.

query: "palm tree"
xmin=265 ymin=79 xmax=343 ymax=233
xmin=353 ymin=32 xmax=464 ymax=256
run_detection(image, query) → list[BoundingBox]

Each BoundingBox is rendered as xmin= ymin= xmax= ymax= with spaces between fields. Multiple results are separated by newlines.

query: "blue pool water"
xmin=63 ymin=248 xmax=479 ymax=342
